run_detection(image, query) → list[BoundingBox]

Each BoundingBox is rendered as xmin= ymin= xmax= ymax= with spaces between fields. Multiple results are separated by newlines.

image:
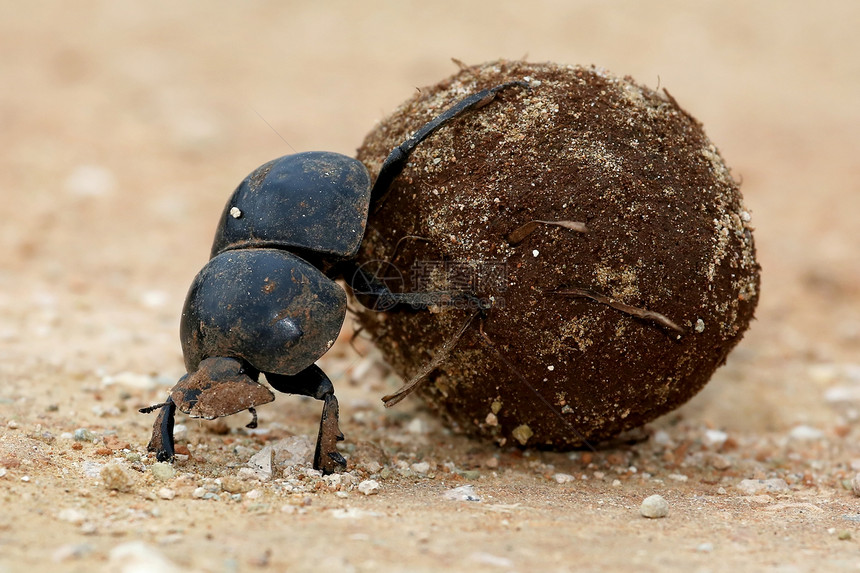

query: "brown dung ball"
xmin=354 ymin=61 xmax=759 ymax=449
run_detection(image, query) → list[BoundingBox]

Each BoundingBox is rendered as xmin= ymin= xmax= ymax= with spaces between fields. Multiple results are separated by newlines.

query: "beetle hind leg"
xmin=266 ymin=365 xmax=347 ymax=475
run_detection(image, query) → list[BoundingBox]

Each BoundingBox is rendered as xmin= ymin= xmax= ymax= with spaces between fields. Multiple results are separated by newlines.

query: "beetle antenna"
xmin=138 ymin=402 xmax=168 ymax=414
xmin=475 ymin=320 xmax=596 ymax=453
xmin=370 ymin=81 xmax=529 ymax=210
xmin=250 ymin=106 xmax=298 ymax=154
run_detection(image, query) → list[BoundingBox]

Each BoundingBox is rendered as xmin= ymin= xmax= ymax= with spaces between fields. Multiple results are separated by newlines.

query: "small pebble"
xmin=696 ymin=542 xmax=714 ymax=553
xmin=411 ymin=462 xmax=430 ymax=474
xmin=839 ymin=530 xmax=852 ymax=541
xmin=58 ymin=508 xmax=88 ymax=525
xmin=788 ymin=425 xmax=823 ymax=441
xmin=7 ymin=420 xmax=19 ymax=429
xmin=640 ymin=494 xmax=669 ymax=518
xmin=324 ymin=473 xmax=343 ymax=489
xmin=101 ymin=464 xmax=135 ymax=492
xmin=511 ymin=424 xmax=533 ymax=445
xmin=553 ymin=473 xmax=575 ymax=484
xmin=703 ymin=429 xmax=728 ymax=448
xmin=406 ymin=418 xmax=428 ymax=434
xmin=737 ymin=478 xmax=789 ymax=495
xmin=192 ymin=487 xmax=206 ymax=499
xmin=710 ymin=454 xmax=733 ymax=470
xmin=108 ymin=541 xmax=179 ymax=573
xmin=443 ymin=484 xmax=481 ymax=502
xmin=150 ymin=462 xmax=176 ymax=482
xmin=74 ymin=428 xmax=95 ymax=442
xmin=668 ymin=473 xmax=688 ymax=482
xmin=220 ymin=476 xmax=250 ymax=494
xmin=245 ymin=489 xmax=262 ymax=500
xmin=157 ymin=488 xmax=176 ymax=500
xmin=851 ymin=474 xmax=860 ymax=496
xmin=0 ymin=468 xmax=6 ymax=478
xmin=358 ymin=479 xmax=380 ymax=496
xmin=172 ymin=424 xmax=188 ymax=442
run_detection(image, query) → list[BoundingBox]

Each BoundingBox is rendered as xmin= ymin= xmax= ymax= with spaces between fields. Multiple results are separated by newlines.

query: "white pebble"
xmin=640 ymin=494 xmax=669 ymax=518
xmin=532 ymin=249 xmax=539 ymax=257
xmin=192 ymin=487 xmax=206 ymax=499
xmin=668 ymin=474 xmax=688 ymax=482
xmin=407 ymin=418 xmax=428 ymax=434
xmin=789 ymin=425 xmax=823 ymax=441
xmin=172 ymin=424 xmax=187 ymax=442
xmin=443 ymin=484 xmax=481 ymax=502
xmin=704 ymin=429 xmax=728 ymax=448
xmin=411 ymin=462 xmax=430 ymax=474
xmin=553 ymin=473 xmax=575 ymax=484
xmin=695 ymin=319 xmax=705 ymax=333
xmin=0 ymin=468 xmax=6 ymax=478
xmin=58 ymin=508 xmax=88 ymax=525
xmin=696 ymin=542 xmax=714 ymax=553
xmin=358 ymin=479 xmax=380 ymax=495
xmin=737 ymin=478 xmax=789 ymax=495
xmin=108 ymin=541 xmax=179 ymax=573
xmin=157 ymin=488 xmax=175 ymax=500
xmin=245 ymin=489 xmax=263 ymax=499
xmin=229 ymin=206 xmax=242 ymax=218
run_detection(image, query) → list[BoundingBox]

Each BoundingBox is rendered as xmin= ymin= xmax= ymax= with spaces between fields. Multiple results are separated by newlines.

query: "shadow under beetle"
xmin=140 ymin=81 xmax=527 ymax=474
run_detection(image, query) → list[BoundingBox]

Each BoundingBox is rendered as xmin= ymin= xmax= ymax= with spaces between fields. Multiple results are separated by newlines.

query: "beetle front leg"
xmin=265 ymin=365 xmax=347 ymax=475
xmin=140 ymin=396 xmax=177 ymax=462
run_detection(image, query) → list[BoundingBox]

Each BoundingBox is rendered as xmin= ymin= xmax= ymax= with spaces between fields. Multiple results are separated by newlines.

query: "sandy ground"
xmin=1 ymin=2 xmax=859 ymax=572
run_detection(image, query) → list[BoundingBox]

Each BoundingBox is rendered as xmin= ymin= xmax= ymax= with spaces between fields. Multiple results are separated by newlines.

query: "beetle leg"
xmin=140 ymin=396 xmax=177 ymax=462
xmin=265 ymin=365 xmax=347 ymax=475
xmin=370 ymin=80 xmax=529 ymax=209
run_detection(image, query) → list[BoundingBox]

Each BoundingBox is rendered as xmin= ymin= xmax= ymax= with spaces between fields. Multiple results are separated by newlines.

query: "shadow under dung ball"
xmin=355 ymin=61 xmax=759 ymax=448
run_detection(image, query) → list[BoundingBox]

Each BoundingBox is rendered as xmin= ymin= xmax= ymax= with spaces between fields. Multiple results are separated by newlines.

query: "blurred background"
xmin=2 ymin=2 xmax=859 ymax=570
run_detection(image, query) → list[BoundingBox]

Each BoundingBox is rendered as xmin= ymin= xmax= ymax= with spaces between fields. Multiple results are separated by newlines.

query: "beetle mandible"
xmin=140 ymin=81 xmax=527 ymax=474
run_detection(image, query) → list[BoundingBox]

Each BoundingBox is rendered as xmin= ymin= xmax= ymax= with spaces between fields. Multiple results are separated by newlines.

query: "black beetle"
xmin=140 ymin=81 xmax=527 ymax=474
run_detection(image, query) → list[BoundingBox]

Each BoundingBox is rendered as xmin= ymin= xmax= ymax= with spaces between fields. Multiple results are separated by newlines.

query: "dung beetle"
xmin=140 ymin=81 xmax=527 ymax=474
